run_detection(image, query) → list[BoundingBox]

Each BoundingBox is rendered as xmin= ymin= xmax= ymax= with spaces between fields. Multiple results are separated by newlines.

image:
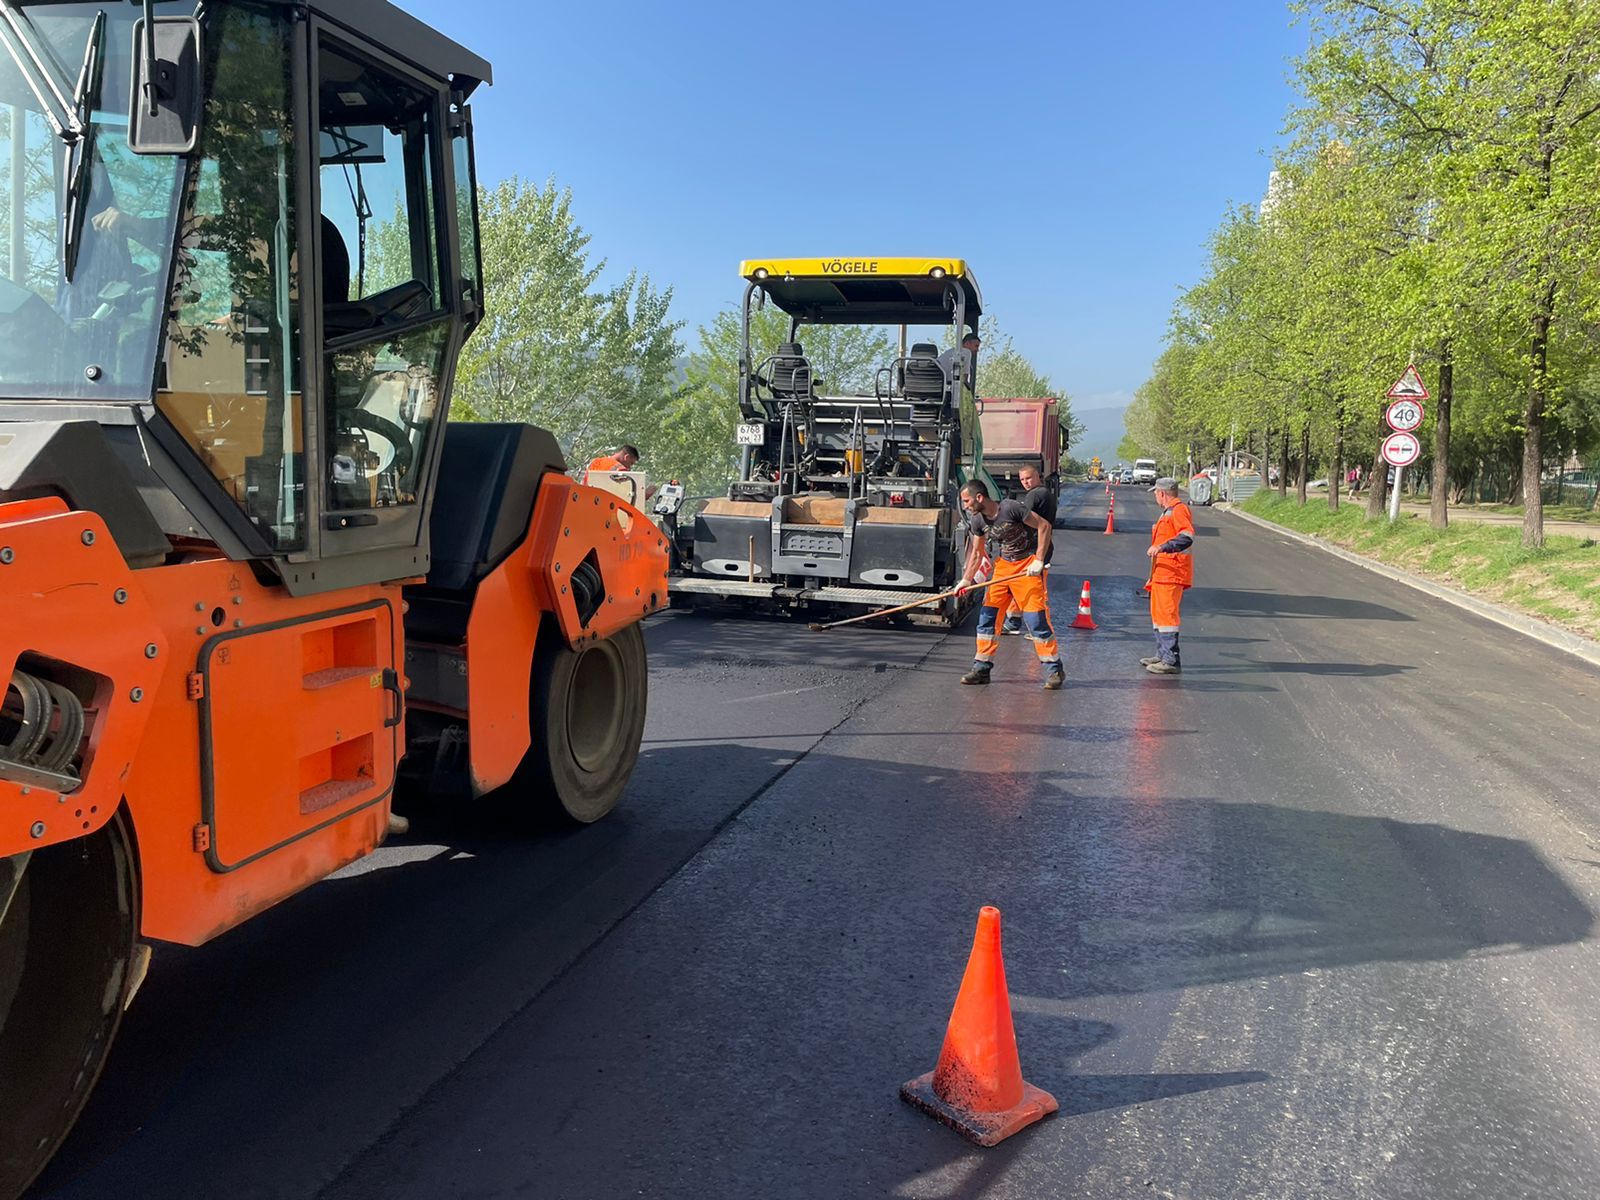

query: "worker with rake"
xmin=955 ymin=480 xmax=1064 ymax=690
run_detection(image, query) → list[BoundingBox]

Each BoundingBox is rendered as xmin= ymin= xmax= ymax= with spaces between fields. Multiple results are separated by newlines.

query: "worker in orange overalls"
xmin=955 ymin=479 xmax=1064 ymax=690
xmin=1142 ymin=476 xmax=1195 ymax=675
xmin=586 ymin=443 xmax=640 ymax=476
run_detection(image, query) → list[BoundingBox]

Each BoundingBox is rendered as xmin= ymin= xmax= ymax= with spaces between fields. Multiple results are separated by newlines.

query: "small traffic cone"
xmin=1103 ymin=497 xmax=1115 ymax=535
xmin=1069 ymin=580 xmax=1097 ymax=630
xmin=901 ymin=907 xmax=1058 ymax=1147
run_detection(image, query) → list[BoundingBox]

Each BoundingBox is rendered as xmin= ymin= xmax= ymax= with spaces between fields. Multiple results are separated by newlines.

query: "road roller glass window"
xmin=316 ymin=41 xmax=446 ymax=512
xmin=157 ymin=7 xmax=305 ymax=549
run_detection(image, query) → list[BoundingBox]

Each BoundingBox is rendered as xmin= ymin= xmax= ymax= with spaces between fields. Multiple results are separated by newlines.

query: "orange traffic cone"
xmin=1103 ymin=497 xmax=1115 ymax=535
xmin=900 ymin=907 xmax=1058 ymax=1146
xmin=1069 ymin=580 xmax=1097 ymax=630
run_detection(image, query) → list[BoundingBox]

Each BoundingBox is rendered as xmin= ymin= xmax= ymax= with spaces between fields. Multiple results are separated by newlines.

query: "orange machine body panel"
xmin=3 ymin=473 xmax=668 ymax=944
xmin=2 ymin=496 xmax=404 ymax=945
xmin=461 ymin=473 xmax=669 ymax=794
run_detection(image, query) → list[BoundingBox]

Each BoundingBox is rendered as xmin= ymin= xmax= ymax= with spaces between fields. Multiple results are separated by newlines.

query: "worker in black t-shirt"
xmin=1003 ymin=464 xmax=1056 ymax=635
xmin=955 ymin=480 xmax=1064 ymax=690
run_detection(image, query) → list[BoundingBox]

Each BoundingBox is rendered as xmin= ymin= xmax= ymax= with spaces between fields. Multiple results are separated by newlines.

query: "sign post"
xmin=1383 ymin=367 xmax=1429 ymax=520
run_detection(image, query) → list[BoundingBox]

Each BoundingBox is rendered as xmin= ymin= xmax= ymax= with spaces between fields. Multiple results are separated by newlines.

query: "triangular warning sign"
xmin=1386 ymin=364 xmax=1429 ymax=400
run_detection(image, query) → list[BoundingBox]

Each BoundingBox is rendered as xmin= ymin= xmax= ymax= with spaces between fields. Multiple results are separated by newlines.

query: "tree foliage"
xmin=453 ymin=177 xmax=685 ymax=471
xmin=1130 ymin=0 xmax=1600 ymax=541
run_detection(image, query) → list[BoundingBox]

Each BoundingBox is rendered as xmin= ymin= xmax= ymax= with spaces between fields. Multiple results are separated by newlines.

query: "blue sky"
xmin=405 ymin=0 xmax=1309 ymax=412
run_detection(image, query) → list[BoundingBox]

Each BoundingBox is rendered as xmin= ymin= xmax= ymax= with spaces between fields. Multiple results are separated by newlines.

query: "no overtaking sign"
xmin=1381 ymin=431 xmax=1421 ymax=467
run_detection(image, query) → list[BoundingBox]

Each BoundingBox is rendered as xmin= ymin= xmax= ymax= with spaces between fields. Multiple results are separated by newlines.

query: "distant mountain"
xmin=1071 ymin=402 xmax=1133 ymax=467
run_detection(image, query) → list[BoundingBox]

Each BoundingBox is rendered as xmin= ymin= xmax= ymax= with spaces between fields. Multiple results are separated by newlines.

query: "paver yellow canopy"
xmin=668 ymin=257 xmax=989 ymax=624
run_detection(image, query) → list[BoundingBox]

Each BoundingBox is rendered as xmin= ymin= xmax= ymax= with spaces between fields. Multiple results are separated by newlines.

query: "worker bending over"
xmin=1142 ymin=476 xmax=1195 ymax=675
xmin=956 ymin=480 xmax=1064 ymax=690
xmin=587 ymin=444 xmax=641 ymax=474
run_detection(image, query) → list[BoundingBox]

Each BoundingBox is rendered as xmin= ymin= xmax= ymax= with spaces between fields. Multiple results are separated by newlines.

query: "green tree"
xmin=453 ymin=176 xmax=684 ymax=470
xmin=1299 ymin=0 xmax=1600 ymax=546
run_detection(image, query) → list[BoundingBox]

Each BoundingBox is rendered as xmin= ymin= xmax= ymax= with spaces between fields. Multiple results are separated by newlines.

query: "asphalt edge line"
xmin=312 ymin=623 xmax=956 ymax=1198
xmin=1222 ymin=505 xmax=1600 ymax=671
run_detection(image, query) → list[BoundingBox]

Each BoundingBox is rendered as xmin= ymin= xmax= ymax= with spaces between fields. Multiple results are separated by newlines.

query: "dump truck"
xmin=669 ymin=258 xmax=986 ymax=625
xmin=0 ymin=4 xmax=665 ymax=1194
xmin=978 ymin=397 xmax=1068 ymax=514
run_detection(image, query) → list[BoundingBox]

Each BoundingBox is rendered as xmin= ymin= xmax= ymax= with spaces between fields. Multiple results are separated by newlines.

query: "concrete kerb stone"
xmin=1220 ymin=504 xmax=1600 ymax=672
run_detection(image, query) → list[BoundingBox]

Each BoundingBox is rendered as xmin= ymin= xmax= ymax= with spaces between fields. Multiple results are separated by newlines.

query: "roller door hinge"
xmin=192 ymin=823 xmax=212 ymax=852
xmin=186 ymin=672 xmax=204 ymax=700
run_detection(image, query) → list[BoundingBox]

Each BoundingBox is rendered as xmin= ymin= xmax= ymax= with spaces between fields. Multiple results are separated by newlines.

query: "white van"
xmin=1131 ymin=459 xmax=1159 ymax=485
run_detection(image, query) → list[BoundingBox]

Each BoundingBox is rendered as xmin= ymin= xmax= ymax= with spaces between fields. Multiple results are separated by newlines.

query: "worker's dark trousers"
xmin=1154 ymin=629 xmax=1181 ymax=667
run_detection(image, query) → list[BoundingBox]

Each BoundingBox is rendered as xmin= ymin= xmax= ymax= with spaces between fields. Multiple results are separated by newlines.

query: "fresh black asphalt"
xmin=33 ymin=484 xmax=1600 ymax=1200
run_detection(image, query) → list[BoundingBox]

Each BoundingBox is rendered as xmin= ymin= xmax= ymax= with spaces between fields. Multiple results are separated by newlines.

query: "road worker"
xmin=937 ymin=331 xmax=980 ymax=396
xmin=1142 ymin=476 xmax=1195 ymax=675
xmin=585 ymin=443 xmax=656 ymax=503
xmin=955 ymin=479 xmax=1064 ymax=689
xmin=1002 ymin=464 xmax=1056 ymax=636
xmin=587 ymin=444 xmax=641 ymax=474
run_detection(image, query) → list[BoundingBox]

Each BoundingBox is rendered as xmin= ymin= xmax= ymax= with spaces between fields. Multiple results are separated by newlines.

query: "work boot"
xmin=1145 ymin=661 xmax=1180 ymax=675
xmin=1001 ymin=619 xmax=1023 ymax=636
xmin=960 ymin=665 xmax=992 ymax=685
xmin=1139 ymin=655 xmax=1162 ymax=666
xmin=1043 ymin=665 xmax=1065 ymax=690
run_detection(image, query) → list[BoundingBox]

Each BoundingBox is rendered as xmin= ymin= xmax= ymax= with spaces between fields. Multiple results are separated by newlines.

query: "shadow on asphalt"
xmin=1198 ymin=588 xmax=1415 ymax=622
xmin=34 ymin=737 xmax=1594 ymax=1200
xmin=1189 ymin=661 xmax=1416 ymax=677
xmin=1058 ymin=1071 xmax=1272 ymax=1117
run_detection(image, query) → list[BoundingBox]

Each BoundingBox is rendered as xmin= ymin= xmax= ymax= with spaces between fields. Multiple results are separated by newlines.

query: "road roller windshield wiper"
xmin=0 ymin=1 xmax=86 ymax=145
xmin=61 ymin=9 xmax=107 ymax=281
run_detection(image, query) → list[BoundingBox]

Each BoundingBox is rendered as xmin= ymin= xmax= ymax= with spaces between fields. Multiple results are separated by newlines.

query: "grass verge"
xmin=1238 ymin=492 xmax=1600 ymax=641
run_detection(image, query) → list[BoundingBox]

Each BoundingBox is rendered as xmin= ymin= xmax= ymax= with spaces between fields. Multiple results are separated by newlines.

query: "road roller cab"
xmin=0 ymin=4 xmax=665 ymax=1194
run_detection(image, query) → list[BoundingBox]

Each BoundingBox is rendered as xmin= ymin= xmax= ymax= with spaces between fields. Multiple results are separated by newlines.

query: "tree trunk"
xmin=1430 ymin=340 xmax=1451 ymax=530
xmin=1522 ymin=286 xmax=1555 ymax=548
xmin=1329 ymin=424 xmax=1343 ymax=511
xmin=1366 ymin=406 xmax=1389 ymax=519
xmin=1297 ymin=424 xmax=1310 ymax=504
xmin=1278 ymin=428 xmax=1289 ymax=498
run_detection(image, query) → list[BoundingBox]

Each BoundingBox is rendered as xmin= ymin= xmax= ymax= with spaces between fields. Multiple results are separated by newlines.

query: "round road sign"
xmin=1381 ymin=431 xmax=1421 ymax=467
xmin=1386 ymin=398 xmax=1425 ymax=432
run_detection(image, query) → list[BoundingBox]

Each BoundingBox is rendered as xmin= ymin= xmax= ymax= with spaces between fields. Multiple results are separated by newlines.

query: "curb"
xmin=1221 ymin=506 xmax=1600 ymax=671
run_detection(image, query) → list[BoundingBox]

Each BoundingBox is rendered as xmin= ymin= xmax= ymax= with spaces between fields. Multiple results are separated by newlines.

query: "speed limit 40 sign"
xmin=1386 ymin=398 xmax=1425 ymax=432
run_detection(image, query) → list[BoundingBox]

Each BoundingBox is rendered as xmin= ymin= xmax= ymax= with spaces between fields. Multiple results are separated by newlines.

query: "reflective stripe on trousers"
xmin=975 ymin=558 xmax=1059 ymax=665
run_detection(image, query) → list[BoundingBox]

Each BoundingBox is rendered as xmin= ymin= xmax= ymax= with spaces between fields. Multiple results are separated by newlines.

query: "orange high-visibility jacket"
xmin=587 ymin=454 xmax=625 ymax=473
xmin=1149 ymin=501 xmax=1195 ymax=588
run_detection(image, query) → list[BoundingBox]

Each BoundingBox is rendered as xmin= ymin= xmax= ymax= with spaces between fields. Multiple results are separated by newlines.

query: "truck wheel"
xmin=523 ymin=623 xmax=648 ymax=824
xmin=0 ymin=817 xmax=138 ymax=1198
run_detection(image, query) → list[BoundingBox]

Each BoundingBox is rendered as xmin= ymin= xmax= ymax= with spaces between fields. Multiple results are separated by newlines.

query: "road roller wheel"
xmin=0 ymin=817 xmax=137 ymax=1199
xmin=518 ymin=622 xmax=648 ymax=824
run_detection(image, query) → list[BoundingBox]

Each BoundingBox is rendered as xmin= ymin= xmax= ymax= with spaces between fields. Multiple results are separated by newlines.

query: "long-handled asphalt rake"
xmin=808 ymin=568 xmax=1036 ymax=632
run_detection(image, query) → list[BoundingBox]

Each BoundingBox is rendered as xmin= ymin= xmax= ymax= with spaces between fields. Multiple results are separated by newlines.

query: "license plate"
xmin=735 ymin=423 xmax=764 ymax=446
